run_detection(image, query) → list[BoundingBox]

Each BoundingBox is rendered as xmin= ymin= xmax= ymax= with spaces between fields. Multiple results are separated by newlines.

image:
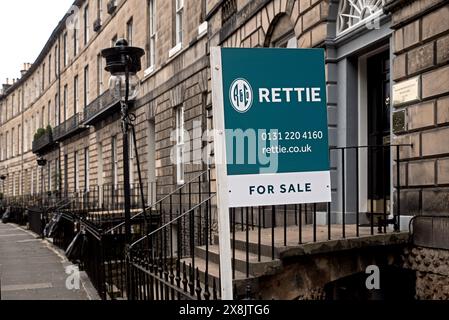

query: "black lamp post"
xmin=101 ymin=40 xmax=144 ymax=241
xmin=37 ymin=158 xmax=48 ymax=220
xmin=0 ymin=175 xmax=6 ymax=199
xmin=37 ymin=158 xmax=47 ymax=194
xmin=102 ymin=39 xmax=144 ymax=244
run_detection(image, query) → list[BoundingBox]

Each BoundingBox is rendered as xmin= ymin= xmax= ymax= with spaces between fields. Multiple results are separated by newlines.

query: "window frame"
xmin=148 ymin=0 xmax=156 ymax=68
xmin=84 ymin=4 xmax=90 ymax=45
xmin=175 ymin=105 xmax=185 ymax=185
xmin=175 ymin=0 xmax=184 ymax=45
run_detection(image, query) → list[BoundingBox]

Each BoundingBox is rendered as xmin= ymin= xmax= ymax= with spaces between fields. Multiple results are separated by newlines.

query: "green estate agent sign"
xmin=211 ymin=48 xmax=331 ymax=208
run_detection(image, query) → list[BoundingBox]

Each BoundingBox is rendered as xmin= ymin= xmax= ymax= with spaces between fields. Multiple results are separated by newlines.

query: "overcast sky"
xmin=0 ymin=0 xmax=74 ymax=83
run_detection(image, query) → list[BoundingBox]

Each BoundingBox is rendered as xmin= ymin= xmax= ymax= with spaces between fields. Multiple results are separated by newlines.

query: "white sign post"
xmin=210 ymin=47 xmax=234 ymax=300
xmin=210 ymin=47 xmax=330 ymax=300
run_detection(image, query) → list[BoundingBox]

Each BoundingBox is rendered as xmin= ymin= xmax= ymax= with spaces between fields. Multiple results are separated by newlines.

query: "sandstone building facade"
xmin=0 ymin=0 xmax=448 ymax=299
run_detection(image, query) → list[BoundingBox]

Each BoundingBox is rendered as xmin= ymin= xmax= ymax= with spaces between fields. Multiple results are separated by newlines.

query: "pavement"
xmin=0 ymin=222 xmax=98 ymax=300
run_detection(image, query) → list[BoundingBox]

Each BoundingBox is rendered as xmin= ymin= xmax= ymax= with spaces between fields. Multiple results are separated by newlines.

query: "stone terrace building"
xmin=0 ymin=0 xmax=448 ymax=299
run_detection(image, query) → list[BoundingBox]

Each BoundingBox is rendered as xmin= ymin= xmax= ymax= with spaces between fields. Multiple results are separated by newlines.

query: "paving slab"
xmin=0 ymin=223 xmax=96 ymax=300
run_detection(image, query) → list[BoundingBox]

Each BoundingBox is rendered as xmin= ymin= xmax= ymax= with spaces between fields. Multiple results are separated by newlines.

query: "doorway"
xmin=367 ymin=50 xmax=391 ymax=212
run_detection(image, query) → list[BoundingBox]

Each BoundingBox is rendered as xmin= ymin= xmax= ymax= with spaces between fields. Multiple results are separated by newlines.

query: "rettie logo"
xmin=230 ymin=78 xmax=253 ymax=113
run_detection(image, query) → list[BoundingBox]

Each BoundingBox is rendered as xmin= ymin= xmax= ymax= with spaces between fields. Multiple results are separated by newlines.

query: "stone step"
xmin=194 ymin=244 xmax=282 ymax=277
xmin=181 ymin=257 xmax=259 ymax=297
xmin=214 ymin=233 xmax=281 ymax=258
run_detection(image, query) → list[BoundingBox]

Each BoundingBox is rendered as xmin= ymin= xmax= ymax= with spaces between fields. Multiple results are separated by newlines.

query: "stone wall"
xmin=403 ymin=246 xmax=449 ymax=299
xmin=390 ymin=0 xmax=449 ymax=216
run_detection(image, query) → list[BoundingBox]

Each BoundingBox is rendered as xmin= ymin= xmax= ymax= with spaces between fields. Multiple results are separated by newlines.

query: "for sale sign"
xmin=211 ymin=48 xmax=331 ymax=208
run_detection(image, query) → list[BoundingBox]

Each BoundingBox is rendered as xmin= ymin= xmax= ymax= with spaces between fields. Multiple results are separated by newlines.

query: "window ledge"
xmin=169 ymin=43 xmax=183 ymax=59
xmin=143 ymin=65 xmax=155 ymax=78
xmin=198 ymin=21 xmax=208 ymax=38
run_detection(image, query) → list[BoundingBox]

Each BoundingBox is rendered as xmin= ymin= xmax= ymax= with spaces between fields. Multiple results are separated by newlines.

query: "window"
xmin=175 ymin=0 xmax=184 ymax=45
xmin=12 ymin=173 xmax=15 ymax=196
xmin=42 ymin=64 xmax=46 ymax=91
xmin=41 ymin=106 xmax=45 ymax=127
xmin=337 ymin=0 xmax=386 ymax=35
xmin=175 ymin=105 xmax=185 ymax=184
xmin=48 ymin=55 xmax=52 ymax=83
xmin=97 ymin=142 xmax=104 ymax=186
xmin=84 ymin=65 xmax=90 ymax=106
xmin=63 ymin=85 xmax=68 ymax=121
xmin=74 ymin=27 xmax=79 ymax=56
xmin=18 ymin=125 xmax=21 ymax=155
xmin=97 ymin=54 xmax=104 ymax=95
xmin=63 ymin=32 xmax=68 ymax=66
xmin=148 ymin=0 xmax=156 ymax=68
xmin=0 ymin=134 xmax=3 ymax=160
xmin=97 ymin=0 xmax=103 ymax=19
xmin=11 ymin=128 xmax=15 ymax=157
xmin=48 ymin=100 xmax=51 ymax=127
xmin=30 ymin=116 xmax=36 ymax=143
xmin=54 ymin=46 xmax=58 ymax=76
xmin=36 ymin=112 xmax=39 ymax=132
xmin=112 ymin=136 xmax=118 ymax=187
xmin=12 ymin=94 xmax=15 ymax=115
xmin=5 ymin=131 xmax=9 ymax=159
xmin=84 ymin=5 xmax=90 ymax=45
xmin=74 ymin=75 xmax=79 ymax=114
xmin=84 ymin=147 xmax=90 ymax=191
xmin=74 ymin=151 xmax=79 ymax=191
xmin=31 ymin=168 xmax=35 ymax=194
xmin=127 ymin=18 xmax=134 ymax=46
xmin=30 ymin=116 xmax=34 ymax=149
xmin=24 ymin=121 xmax=29 ymax=151
xmin=48 ymin=160 xmax=52 ymax=191
xmin=55 ymin=93 xmax=60 ymax=126
xmin=55 ymin=158 xmax=60 ymax=191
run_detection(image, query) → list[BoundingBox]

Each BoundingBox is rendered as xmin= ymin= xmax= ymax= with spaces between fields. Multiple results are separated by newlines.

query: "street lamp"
xmin=0 ymin=174 xmax=6 ymax=201
xmin=102 ymin=38 xmax=144 ymax=301
xmin=101 ymin=39 xmax=144 ymax=242
xmin=37 ymin=157 xmax=48 ymax=210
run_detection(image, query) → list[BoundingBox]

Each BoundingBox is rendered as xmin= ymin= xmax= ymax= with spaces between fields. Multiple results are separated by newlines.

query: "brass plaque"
xmin=392 ymin=76 xmax=420 ymax=107
xmin=393 ymin=110 xmax=406 ymax=133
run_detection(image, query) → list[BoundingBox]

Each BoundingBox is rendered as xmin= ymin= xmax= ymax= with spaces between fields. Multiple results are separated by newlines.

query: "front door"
xmin=367 ymin=50 xmax=391 ymax=209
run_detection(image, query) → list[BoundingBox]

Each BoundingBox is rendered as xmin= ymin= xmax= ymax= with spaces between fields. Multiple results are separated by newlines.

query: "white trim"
xmin=168 ymin=42 xmax=182 ymax=58
xmin=198 ymin=21 xmax=208 ymax=37
xmin=144 ymin=65 xmax=155 ymax=77
xmin=210 ymin=47 xmax=233 ymax=301
xmin=227 ymin=171 xmax=332 ymax=208
xmin=337 ymin=7 xmax=384 ymax=37
xmin=358 ymin=55 xmax=368 ymax=213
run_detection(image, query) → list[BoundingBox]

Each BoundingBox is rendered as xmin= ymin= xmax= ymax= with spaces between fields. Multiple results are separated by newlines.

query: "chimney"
xmin=20 ymin=63 xmax=32 ymax=77
xmin=2 ymin=78 xmax=12 ymax=92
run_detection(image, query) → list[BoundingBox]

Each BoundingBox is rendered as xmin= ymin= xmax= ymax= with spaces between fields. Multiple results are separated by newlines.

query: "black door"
xmin=367 ymin=51 xmax=391 ymax=202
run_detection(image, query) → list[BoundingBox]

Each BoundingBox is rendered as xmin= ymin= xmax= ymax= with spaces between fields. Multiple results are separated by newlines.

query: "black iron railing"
xmin=84 ymin=90 xmax=120 ymax=124
xmin=127 ymin=170 xmax=216 ymax=300
xmin=126 ymin=144 xmax=412 ymax=300
xmin=53 ymin=112 xmax=86 ymax=142
xmin=63 ymin=183 xmax=157 ymax=228
xmin=222 ymin=0 xmax=237 ymax=25
xmin=0 ymin=144 xmax=413 ymax=301
xmin=32 ymin=132 xmax=54 ymax=155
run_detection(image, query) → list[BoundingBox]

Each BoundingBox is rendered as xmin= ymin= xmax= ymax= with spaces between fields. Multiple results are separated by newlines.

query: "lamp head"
xmin=37 ymin=158 xmax=47 ymax=167
xmin=101 ymin=39 xmax=145 ymax=101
